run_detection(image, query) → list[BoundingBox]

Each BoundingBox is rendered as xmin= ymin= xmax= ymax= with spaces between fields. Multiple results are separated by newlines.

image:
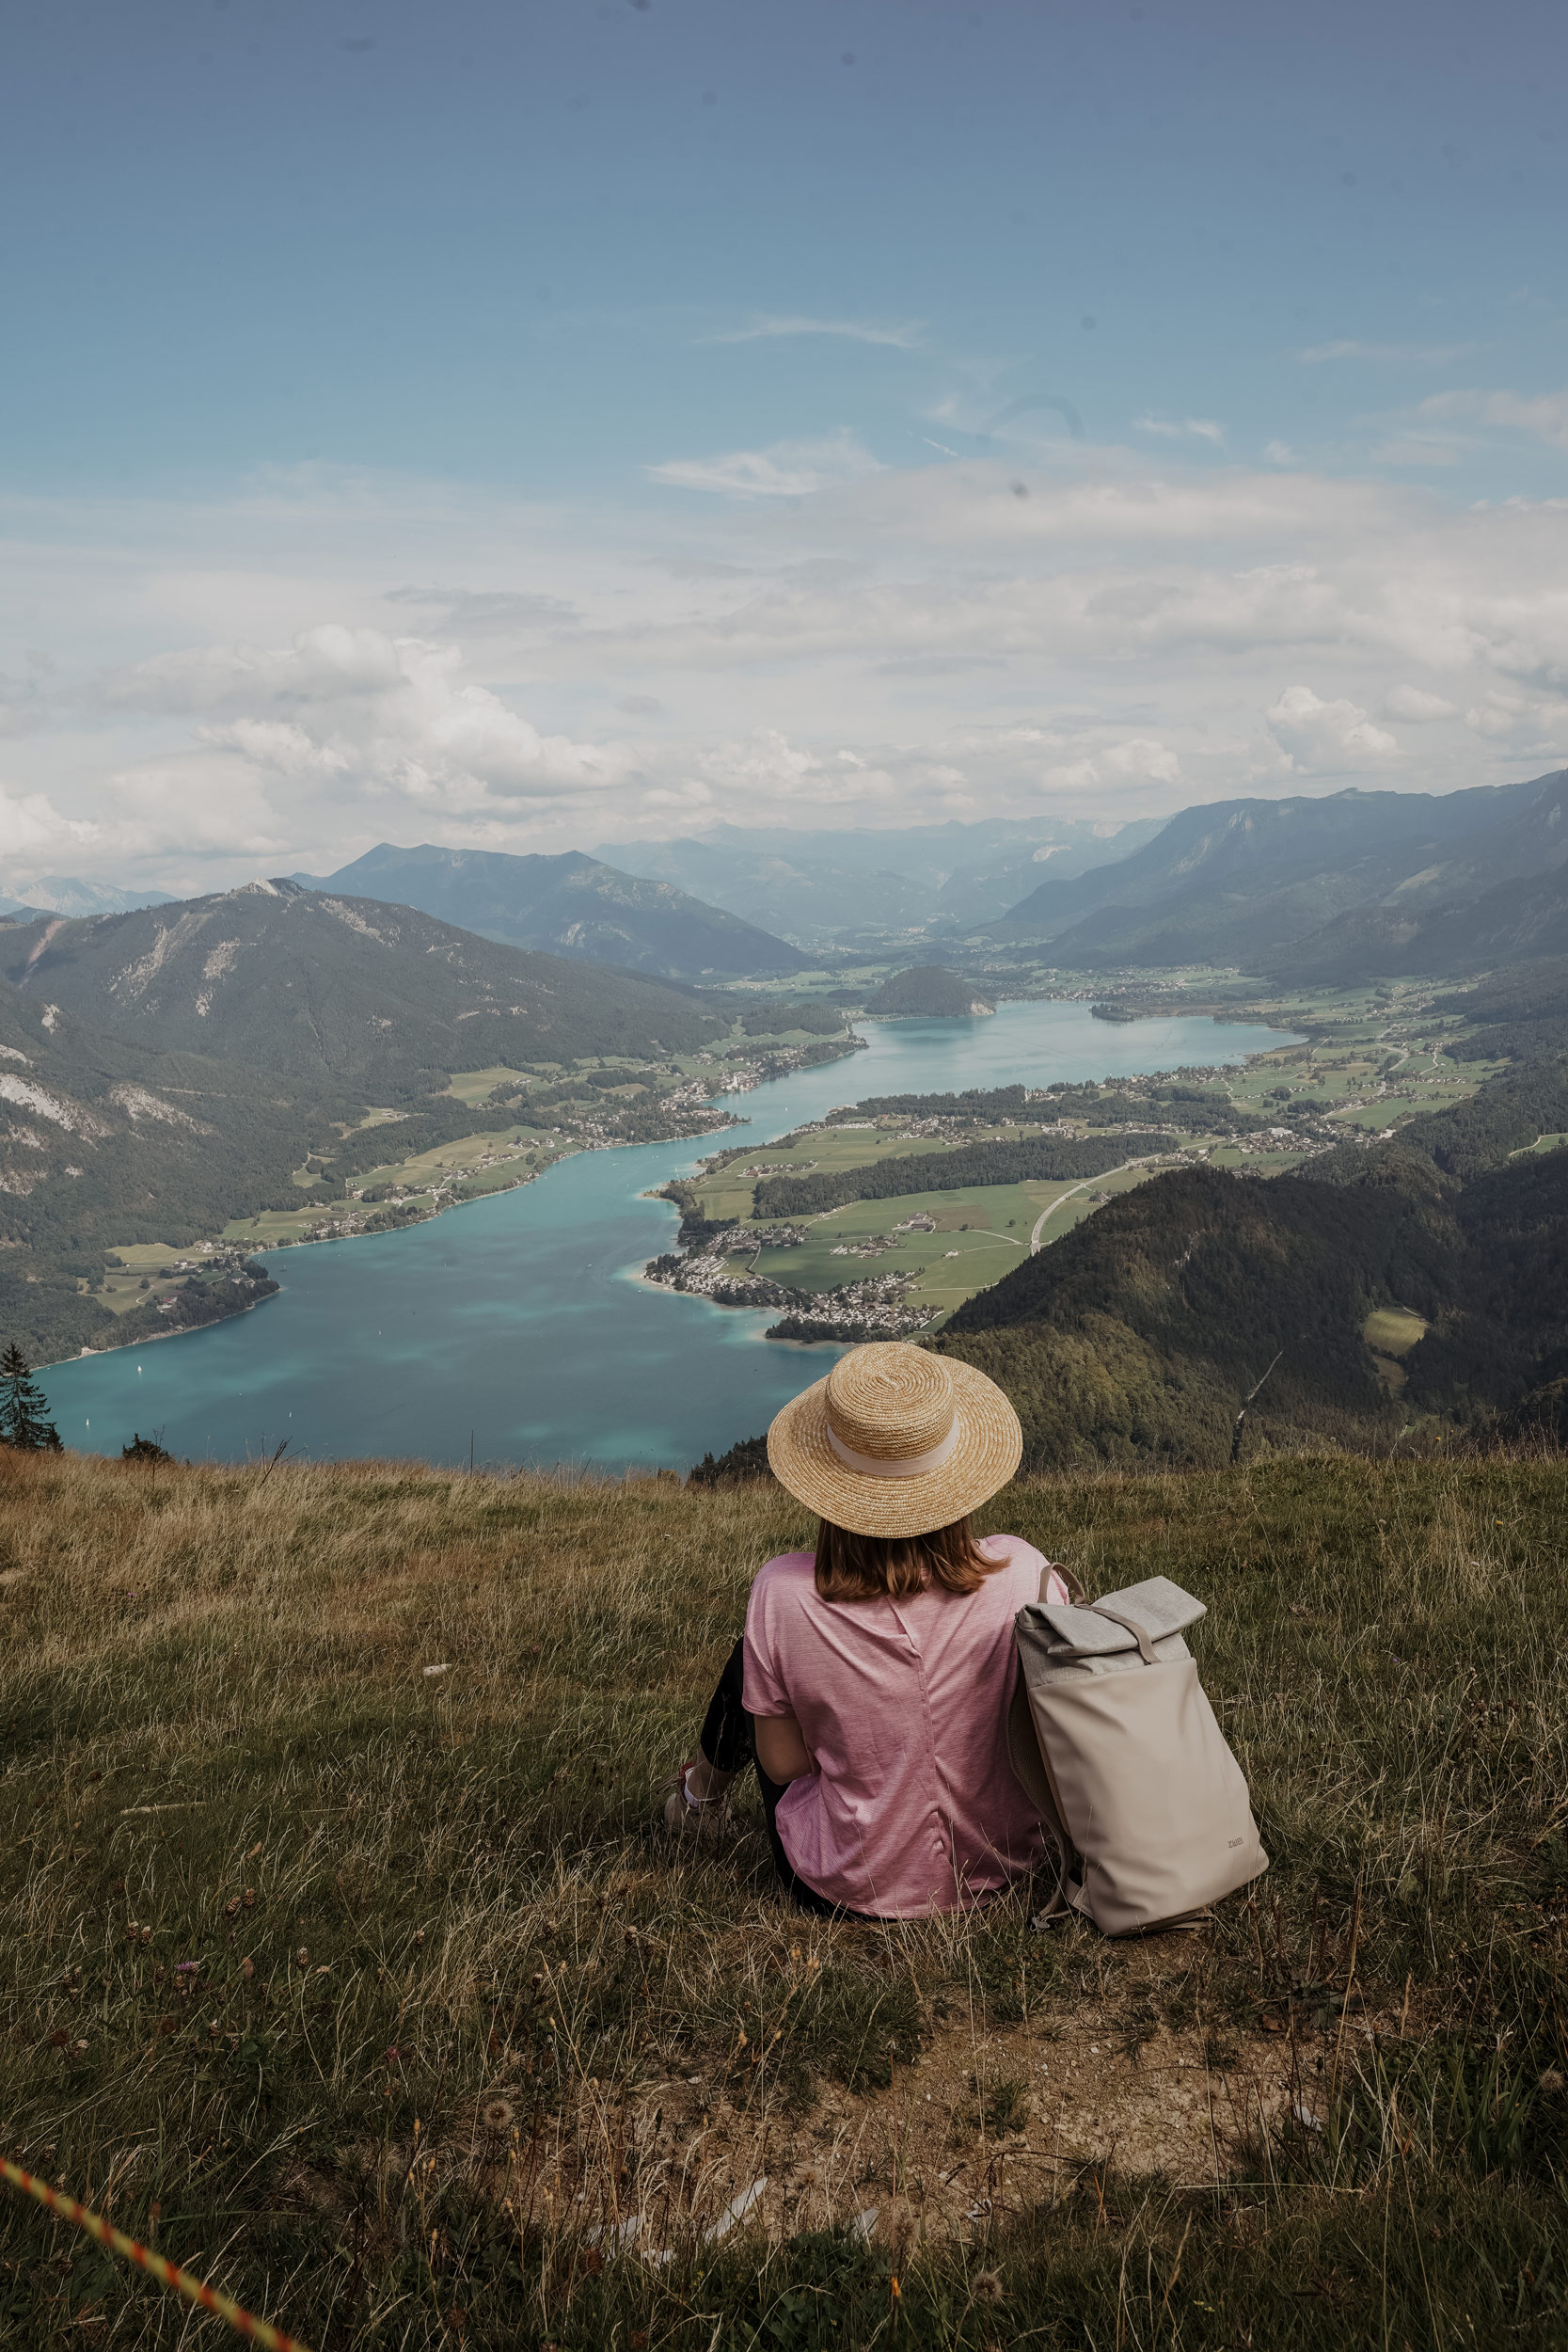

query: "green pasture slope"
xmin=2 ymin=1447 xmax=1565 ymax=2348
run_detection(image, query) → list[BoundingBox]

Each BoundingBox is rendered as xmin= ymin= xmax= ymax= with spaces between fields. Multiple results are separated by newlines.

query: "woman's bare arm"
xmin=753 ymin=1712 xmax=815 ymax=1785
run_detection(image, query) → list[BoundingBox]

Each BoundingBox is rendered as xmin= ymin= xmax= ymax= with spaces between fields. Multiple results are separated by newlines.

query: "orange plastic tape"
xmin=0 ymin=2156 xmax=311 ymax=2351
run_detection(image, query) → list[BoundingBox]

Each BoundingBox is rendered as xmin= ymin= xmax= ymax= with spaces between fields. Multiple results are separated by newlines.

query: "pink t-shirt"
xmin=742 ymin=1535 xmax=1068 ymax=1918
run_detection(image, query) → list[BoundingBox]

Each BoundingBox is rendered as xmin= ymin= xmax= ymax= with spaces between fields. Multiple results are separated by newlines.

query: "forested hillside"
xmin=931 ymin=1163 xmax=1427 ymax=1464
xmin=0 ymin=882 xmax=747 ymax=1362
xmin=0 ymin=979 xmax=311 ymax=1362
xmin=862 ymin=966 xmax=994 ymax=1017
xmin=979 ymin=768 xmax=1568 ymax=979
xmin=0 ymin=882 xmax=726 ymax=1090
xmin=930 ymin=1054 xmax=1568 ymax=1467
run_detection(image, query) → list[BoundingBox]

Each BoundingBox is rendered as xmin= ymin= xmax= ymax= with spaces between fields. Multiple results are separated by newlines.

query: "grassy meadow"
xmin=1 ymin=1447 xmax=1566 ymax=2347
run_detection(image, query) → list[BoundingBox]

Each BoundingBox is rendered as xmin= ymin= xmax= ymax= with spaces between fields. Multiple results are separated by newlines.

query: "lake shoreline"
xmin=45 ymin=1120 xmax=745 ymax=1374
xmin=42 ymin=1002 xmax=1303 ymax=1470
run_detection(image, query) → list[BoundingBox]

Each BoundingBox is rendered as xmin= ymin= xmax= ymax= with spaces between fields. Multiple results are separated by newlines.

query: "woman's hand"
xmin=753 ymin=1712 xmax=815 ymax=1785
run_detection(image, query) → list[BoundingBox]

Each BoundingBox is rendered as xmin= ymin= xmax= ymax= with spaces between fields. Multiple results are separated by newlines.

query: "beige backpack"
xmin=1008 ymin=1571 xmax=1268 ymax=1935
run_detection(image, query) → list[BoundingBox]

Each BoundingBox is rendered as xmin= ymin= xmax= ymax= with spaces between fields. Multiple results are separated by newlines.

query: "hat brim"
xmin=767 ymin=1356 xmax=1023 ymax=1539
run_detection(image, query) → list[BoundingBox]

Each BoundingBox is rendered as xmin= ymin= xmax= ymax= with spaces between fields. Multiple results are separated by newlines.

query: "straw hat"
xmin=767 ymin=1342 xmax=1022 ymax=1538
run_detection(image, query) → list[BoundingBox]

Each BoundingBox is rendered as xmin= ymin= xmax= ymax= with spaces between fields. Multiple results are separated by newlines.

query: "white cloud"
xmin=1416 ymin=386 xmax=1568 ymax=452
xmin=103 ymin=623 xmax=405 ymax=713
xmin=0 ymin=785 xmax=98 ymax=862
xmin=1263 ymin=442 xmax=1297 ymax=465
xmin=1026 ymin=738 xmax=1183 ymax=799
xmin=107 ymin=628 xmax=623 ymax=803
xmin=691 ymin=728 xmax=895 ymax=807
xmin=1465 ymin=693 xmax=1526 ymax=738
xmin=706 ymin=315 xmax=924 ymax=349
xmin=1298 ymin=341 xmax=1475 ymax=366
xmin=1101 ymin=738 xmax=1183 ymax=784
xmin=8 ymin=445 xmax=1568 ymax=886
xmin=383 ymin=585 xmax=578 ymax=634
xmin=196 ymin=719 xmax=351 ymax=776
xmin=82 ymin=626 xmax=638 ymax=877
xmin=1265 ymin=685 xmax=1399 ymax=771
xmin=1134 ymin=417 xmax=1225 ymax=445
xmin=645 ymin=430 xmax=882 ymax=499
xmin=1382 ymin=685 xmax=1458 ymax=722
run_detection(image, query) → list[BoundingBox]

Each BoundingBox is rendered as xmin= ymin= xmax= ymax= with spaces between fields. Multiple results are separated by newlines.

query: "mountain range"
xmin=594 ymin=816 xmax=1163 ymax=944
xmin=20 ymin=761 xmax=1568 ymax=984
xmin=0 ymin=877 xmax=175 ymax=920
xmin=298 ymin=843 xmax=808 ymax=978
xmin=977 ymin=768 xmax=1568 ymax=977
xmin=0 ymin=880 xmax=726 ymax=1092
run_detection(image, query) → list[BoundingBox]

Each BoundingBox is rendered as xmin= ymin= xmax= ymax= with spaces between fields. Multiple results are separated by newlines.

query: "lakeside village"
xmin=644 ymin=1213 xmax=937 ymax=1344
xmin=638 ymin=1055 xmax=1399 ymax=1343
xmin=70 ymin=995 xmax=1445 ymax=1359
xmin=277 ymin=1035 xmax=863 ymax=1241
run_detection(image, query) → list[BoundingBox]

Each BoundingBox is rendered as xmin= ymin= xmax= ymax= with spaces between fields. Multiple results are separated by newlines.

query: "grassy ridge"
xmin=1 ymin=1449 xmax=1565 ymax=2345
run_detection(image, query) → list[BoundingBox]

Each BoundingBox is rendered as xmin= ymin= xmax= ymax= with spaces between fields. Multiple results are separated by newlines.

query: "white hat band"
xmin=825 ymin=1419 xmax=961 ymax=1480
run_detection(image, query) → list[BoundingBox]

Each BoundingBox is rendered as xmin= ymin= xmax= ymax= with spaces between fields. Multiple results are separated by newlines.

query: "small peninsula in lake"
xmin=863 ymin=966 xmax=995 ymax=1019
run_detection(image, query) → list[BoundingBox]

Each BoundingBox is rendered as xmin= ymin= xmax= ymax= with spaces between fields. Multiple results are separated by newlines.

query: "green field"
xmin=746 ymin=1164 xmax=1168 ymax=1319
xmin=691 ymin=1124 xmax=968 ymax=1222
xmin=95 ymin=1243 xmax=220 ymax=1317
xmin=214 ymin=1126 xmax=577 ymax=1248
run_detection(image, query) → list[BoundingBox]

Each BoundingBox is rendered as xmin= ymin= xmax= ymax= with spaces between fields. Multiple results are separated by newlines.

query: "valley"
xmin=7 ymin=780 xmax=1568 ymax=1472
xmin=40 ymin=997 xmax=1296 ymax=1468
xmin=652 ymin=977 xmax=1511 ymax=1347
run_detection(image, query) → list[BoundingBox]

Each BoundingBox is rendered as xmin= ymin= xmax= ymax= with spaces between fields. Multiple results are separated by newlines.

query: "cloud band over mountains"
xmin=3 ymin=433 xmax=1566 ymax=892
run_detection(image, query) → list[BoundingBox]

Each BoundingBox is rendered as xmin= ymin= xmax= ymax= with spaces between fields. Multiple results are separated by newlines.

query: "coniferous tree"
xmin=0 ymin=1344 xmax=63 ymax=1452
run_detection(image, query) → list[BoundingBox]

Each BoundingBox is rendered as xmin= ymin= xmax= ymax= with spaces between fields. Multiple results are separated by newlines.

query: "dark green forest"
xmin=1433 ymin=959 xmax=1568 ymax=1067
xmin=930 ymin=1056 xmax=1568 ymax=1468
xmin=862 ymin=965 xmax=993 ymax=1017
xmin=753 ymin=1132 xmax=1171 ymax=1219
xmin=736 ymin=999 xmax=847 ymax=1037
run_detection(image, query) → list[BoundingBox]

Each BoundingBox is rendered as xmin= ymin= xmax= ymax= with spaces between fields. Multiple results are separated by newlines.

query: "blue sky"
xmin=2 ymin=0 xmax=1566 ymax=890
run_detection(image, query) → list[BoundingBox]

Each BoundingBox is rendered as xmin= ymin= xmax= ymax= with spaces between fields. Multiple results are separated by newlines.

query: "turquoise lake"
xmin=46 ymin=1002 xmax=1298 ymax=1470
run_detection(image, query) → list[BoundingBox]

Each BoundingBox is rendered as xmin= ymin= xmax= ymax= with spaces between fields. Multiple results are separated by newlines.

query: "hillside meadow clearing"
xmin=1 ymin=1448 xmax=1565 ymax=2347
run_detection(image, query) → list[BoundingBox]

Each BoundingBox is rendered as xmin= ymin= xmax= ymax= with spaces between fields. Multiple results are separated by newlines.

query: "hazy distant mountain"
xmin=304 ymin=843 xmax=808 ymax=977
xmin=594 ymin=817 xmax=1163 ymax=943
xmin=0 ymin=876 xmax=175 ymax=919
xmin=982 ymin=772 xmax=1568 ymax=974
xmin=0 ymin=879 xmax=728 ymax=1089
xmin=1264 ymin=772 xmax=1568 ymax=981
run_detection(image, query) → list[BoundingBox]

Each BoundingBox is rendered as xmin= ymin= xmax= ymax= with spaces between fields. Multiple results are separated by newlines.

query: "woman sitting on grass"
xmin=665 ymin=1342 xmax=1067 ymax=1919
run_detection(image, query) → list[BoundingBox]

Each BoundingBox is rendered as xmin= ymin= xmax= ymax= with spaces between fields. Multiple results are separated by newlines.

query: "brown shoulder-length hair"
xmin=814 ymin=1515 xmax=1002 ymax=1602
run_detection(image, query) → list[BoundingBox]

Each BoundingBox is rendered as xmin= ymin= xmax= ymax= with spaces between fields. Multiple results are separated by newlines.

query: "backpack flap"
xmin=1028 ymin=1575 xmax=1207 ymax=1667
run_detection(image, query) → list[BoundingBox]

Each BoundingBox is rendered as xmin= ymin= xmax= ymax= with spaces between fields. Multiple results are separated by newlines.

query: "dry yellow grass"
xmin=1 ymin=1447 xmax=1566 ymax=2346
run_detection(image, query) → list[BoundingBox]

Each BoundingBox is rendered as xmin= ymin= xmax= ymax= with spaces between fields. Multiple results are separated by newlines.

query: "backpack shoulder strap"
xmin=1038 ymin=1560 xmax=1085 ymax=1603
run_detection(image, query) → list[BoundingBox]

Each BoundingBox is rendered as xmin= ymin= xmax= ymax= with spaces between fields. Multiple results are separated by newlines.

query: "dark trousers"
xmin=698 ymin=1639 xmax=861 ymax=1920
